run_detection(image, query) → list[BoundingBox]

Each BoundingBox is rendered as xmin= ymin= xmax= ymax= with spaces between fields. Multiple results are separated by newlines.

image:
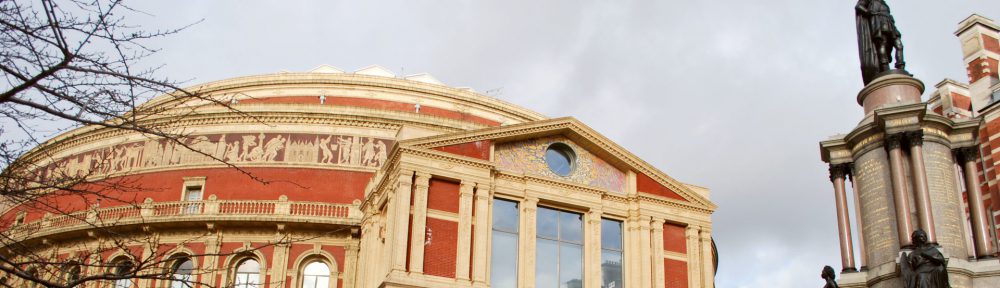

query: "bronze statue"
xmin=855 ymin=0 xmax=907 ymax=85
xmin=822 ymin=266 xmax=839 ymax=288
xmin=900 ymin=229 xmax=950 ymax=288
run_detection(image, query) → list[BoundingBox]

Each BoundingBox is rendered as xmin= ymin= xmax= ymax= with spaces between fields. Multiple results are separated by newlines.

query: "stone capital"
xmin=699 ymin=229 xmax=712 ymax=240
xmin=954 ymin=146 xmax=980 ymax=162
xmin=829 ymin=164 xmax=850 ymax=182
xmin=685 ymin=226 xmax=700 ymax=239
xmin=884 ymin=133 xmax=904 ymax=151
xmin=905 ymin=130 xmax=923 ymax=146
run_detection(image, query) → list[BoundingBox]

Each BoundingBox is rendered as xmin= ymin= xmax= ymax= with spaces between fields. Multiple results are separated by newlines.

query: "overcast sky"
xmin=124 ymin=1 xmax=1000 ymax=287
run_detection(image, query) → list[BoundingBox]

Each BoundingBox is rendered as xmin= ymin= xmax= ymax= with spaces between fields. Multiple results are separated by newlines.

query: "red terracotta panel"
xmin=424 ymin=217 xmax=458 ymax=278
xmin=433 ymin=140 xmax=492 ymax=160
xmin=663 ymin=223 xmax=687 ymax=254
xmin=427 ymin=179 xmax=461 ymax=213
xmin=986 ymin=35 xmax=1000 ymax=54
xmin=637 ymin=173 xmax=686 ymax=201
xmin=321 ymin=245 xmax=346 ymax=272
xmin=664 ymin=259 xmax=688 ymax=288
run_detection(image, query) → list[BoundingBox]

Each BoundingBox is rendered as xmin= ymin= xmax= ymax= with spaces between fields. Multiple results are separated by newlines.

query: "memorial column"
xmin=958 ymin=147 xmax=996 ymax=258
xmin=906 ymin=131 xmax=937 ymax=243
xmin=847 ymin=171 xmax=868 ymax=270
xmin=886 ymin=133 xmax=915 ymax=247
xmin=830 ymin=164 xmax=857 ymax=272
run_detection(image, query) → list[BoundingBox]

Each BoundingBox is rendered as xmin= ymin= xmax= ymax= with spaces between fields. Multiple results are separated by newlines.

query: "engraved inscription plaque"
xmin=924 ymin=142 xmax=969 ymax=258
xmin=854 ymin=148 xmax=900 ymax=266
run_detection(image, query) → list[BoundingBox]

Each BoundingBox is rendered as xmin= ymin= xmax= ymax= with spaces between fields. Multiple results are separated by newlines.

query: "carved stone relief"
xmin=37 ymin=133 xmax=394 ymax=181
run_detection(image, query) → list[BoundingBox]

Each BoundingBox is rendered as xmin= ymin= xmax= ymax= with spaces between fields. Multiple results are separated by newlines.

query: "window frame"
xmin=227 ymin=254 xmax=264 ymax=288
xmin=600 ymin=218 xmax=625 ymax=288
xmin=534 ymin=205 xmax=585 ymax=288
xmin=228 ymin=254 xmax=265 ymax=288
xmin=181 ymin=177 xmax=206 ymax=201
xmin=110 ymin=257 xmax=135 ymax=288
xmin=168 ymin=255 xmax=196 ymax=288
xmin=490 ymin=197 xmax=520 ymax=288
xmin=298 ymin=260 xmax=333 ymax=288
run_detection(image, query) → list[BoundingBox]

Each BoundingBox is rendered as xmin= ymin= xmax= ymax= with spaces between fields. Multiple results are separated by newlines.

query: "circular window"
xmin=545 ymin=143 xmax=576 ymax=176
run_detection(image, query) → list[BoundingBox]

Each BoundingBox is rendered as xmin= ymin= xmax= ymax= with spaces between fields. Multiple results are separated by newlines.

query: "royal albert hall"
xmin=1 ymin=65 xmax=717 ymax=288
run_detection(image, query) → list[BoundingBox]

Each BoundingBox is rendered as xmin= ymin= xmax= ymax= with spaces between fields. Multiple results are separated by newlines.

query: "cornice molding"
xmin=399 ymin=117 xmax=717 ymax=211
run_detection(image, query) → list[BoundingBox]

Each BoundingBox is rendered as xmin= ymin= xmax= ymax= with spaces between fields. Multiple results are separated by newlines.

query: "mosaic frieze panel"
xmin=36 ymin=133 xmax=393 ymax=181
xmin=495 ymin=136 xmax=625 ymax=193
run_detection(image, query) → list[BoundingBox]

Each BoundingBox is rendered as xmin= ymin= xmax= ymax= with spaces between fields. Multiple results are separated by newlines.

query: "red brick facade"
xmin=433 ymin=140 xmax=492 ymax=160
xmin=424 ymin=217 xmax=458 ymax=278
xmin=638 ymin=173 xmax=687 ymax=201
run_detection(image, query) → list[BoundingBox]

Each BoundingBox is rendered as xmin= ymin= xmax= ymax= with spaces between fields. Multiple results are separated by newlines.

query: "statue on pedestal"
xmin=822 ymin=266 xmax=839 ymax=288
xmin=855 ymin=0 xmax=907 ymax=85
xmin=900 ymin=229 xmax=950 ymax=288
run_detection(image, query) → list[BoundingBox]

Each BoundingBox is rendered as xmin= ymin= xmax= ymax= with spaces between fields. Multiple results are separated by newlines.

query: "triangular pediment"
xmin=398 ymin=117 xmax=716 ymax=211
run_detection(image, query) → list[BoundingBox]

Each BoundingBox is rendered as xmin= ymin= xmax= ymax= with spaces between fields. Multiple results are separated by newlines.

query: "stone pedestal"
xmin=857 ymin=74 xmax=925 ymax=115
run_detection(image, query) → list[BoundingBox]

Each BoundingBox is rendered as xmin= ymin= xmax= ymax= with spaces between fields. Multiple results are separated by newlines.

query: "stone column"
xmin=638 ymin=216 xmax=653 ymax=288
xmin=585 ymin=209 xmax=602 ymax=288
xmin=886 ymin=133 xmax=915 ymax=247
xmin=456 ymin=181 xmax=475 ymax=280
xmin=651 ymin=219 xmax=666 ymax=288
xmin=271 ymin=241 xmax=290 ymax=287
xmin=907 ymin=131 xmax=938 ymax=243
xmin=699 ymin=229 xmax=714 ymax=288
xmin=390 ymin=170 xmax=414 ymax=273
xmin=830 ymin=164 xmax=857 ymax=272
xmin=408 ymin=172 xmax=431 ymax=274
xmin=344 ymin=243 xmax=360 ymax=288
xmin=471 ymin=183 xmax=492 ymax=285
xmin=847 ymin=172 xmax=868 ymax=270
xmin=958 ymin=147 xmax=996 ymax=258
xmin=520 ymin=197 xmax=538 ymax=287
xmin=685 ymin=226 xmax=701 ymax=288
xmin=625 ymin=212 xmax=642 ymax=287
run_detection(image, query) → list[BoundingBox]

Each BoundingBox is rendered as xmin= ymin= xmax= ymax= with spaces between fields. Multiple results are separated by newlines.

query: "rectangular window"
xmin=536 ymin=207 xmax=583 ymax=288
xmin=601 ymin=219 xmax=624 ymax=288
xmin=181 ymin=177 xmax=206 ymax=214
xmin=490 ymin=199 xmax=519 ymax=288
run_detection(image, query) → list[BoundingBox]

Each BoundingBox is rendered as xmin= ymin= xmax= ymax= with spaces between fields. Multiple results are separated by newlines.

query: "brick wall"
xmin=664 ymin=259 xmax=688 ymax=288
xmin=637 ymin=173 xmax=686 ymax=201
xmin=433 ymin=140 xmax=492 ymax=160
xmin=424 ymin=217 xmax=458 ymax=278
xmin=663 ymin=223 xmax=687 ymax=253
xmin=427 ymin=179 xmax=461 ymax=213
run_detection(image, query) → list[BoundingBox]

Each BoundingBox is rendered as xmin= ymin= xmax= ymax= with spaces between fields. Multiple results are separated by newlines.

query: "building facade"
xmin=819 ymin=14 xmax=1000 ymax=288
xmin=1 ymin=65 xmax=716 ymax=288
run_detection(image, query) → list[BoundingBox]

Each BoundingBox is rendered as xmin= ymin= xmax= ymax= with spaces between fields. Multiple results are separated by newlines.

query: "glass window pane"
xmin=317 ymin=276 xmax=330 ymax=288
xmin=601 ymin=250 xmax=624 ymax=288
xmin=601 ymin=219 xmax=623 ymax=250
xmin=237 ymin=259 xmax=259 ymax=273
xmin=302 ymin=276 xmax=316 ymax=288
xmin=537 ymin=207 xmax=559 ymax=239
xmin=536 ymin=239 xmax=559 ymax=288
xmin=559 ymin=211 xmax=583 ymax=243
xmin=492 ymin=199 xmax=519 ymax=232
xmin=490 ymin=231 xmax=518 ymax=288
xmin=304 ymin=262 xmax=330 ymax=276
xmin=559 ymin=244 xmax=583 ymax=288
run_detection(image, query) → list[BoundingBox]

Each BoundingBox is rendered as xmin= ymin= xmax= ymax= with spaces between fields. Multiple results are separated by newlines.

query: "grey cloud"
xmin=124 ymin=1 xmax=1000 ymax=287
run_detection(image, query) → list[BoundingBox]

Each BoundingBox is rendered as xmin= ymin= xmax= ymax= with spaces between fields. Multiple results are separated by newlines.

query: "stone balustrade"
xmin=5 ymin=194 xmax=361 ymax=241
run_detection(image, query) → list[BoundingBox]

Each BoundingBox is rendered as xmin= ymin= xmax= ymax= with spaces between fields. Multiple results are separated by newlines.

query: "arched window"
xmin=62 ymin=262 xmax=81 ymax=286
xmin=301 ymin=261 xmax=330 ymax=288
xmin=234 ymin=258 xmax=260 ymax=288
xmin=111 ymin=258 xmax=134 ymax=288
xmin=170 ymin=257 xmax=195 ymax=288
